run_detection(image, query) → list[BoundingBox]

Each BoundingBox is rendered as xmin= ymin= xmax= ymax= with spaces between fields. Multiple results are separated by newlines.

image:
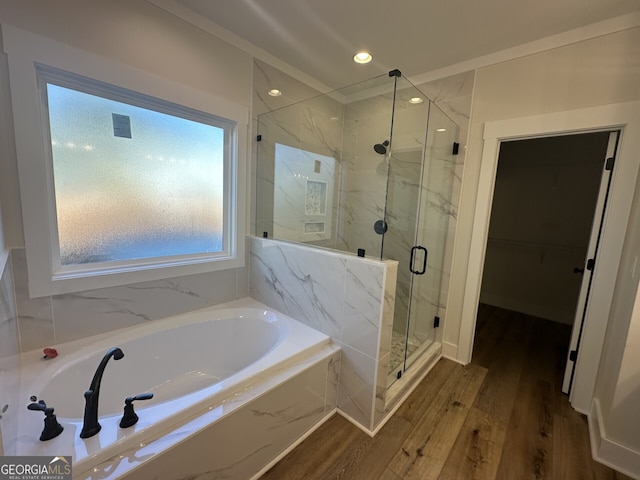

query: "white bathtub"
xmin=11 ymin=298 xmax=337 ymax=479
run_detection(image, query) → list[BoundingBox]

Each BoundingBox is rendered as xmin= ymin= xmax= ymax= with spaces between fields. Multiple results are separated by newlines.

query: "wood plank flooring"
xmin=260 ymin=305 xmax=633 ymax=480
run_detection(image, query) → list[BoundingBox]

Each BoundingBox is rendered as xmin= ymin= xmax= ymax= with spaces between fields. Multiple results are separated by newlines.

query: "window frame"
xmin=3 ymin=25 xmax=248 ymax=298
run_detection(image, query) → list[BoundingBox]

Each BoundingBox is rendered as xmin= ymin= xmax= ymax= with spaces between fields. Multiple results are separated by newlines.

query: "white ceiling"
xmin=172 ymin=0 xmax=640 ymax=90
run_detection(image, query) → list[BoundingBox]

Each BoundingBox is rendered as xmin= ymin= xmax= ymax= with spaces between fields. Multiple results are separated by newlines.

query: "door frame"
xmin=457 ymin=101 xmax=640 ymax=413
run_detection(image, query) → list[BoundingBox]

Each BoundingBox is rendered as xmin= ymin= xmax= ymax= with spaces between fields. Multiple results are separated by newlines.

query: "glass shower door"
xmin=384 ymin=146 xmax=425 ymax=383
xmin=386 ymin=95 xmax=458 ymax=385
xmin=404 ymin=105 xmax=458 ymax=371
xmin=383 ymin=77 xmax=431 ymax=384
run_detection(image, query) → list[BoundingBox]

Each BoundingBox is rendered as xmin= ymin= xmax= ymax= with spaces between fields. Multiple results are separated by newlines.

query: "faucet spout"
xmin=80 ymin=347 xmax=124 ymax=439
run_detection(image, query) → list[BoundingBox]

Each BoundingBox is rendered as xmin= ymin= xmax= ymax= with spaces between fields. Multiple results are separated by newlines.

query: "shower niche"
xmin=256 ymin=69 xmax=459 ymax=393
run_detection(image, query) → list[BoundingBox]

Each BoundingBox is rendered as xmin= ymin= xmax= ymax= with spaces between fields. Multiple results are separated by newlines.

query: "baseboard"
xmin=442 ymin=341 xmax=463 ymax=364
xmin=589 ymin=399 xmax=640 ymax=479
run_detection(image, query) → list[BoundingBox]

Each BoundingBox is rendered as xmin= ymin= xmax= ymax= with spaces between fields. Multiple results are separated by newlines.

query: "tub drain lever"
xmin=119 ymin=393 xmax=154 ymax=428
xmin=27 ymin=400 xmax=64 ymax=441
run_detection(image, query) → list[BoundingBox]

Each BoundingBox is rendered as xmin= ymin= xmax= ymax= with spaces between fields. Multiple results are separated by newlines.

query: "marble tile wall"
xmin=252 ymin=61 xmax=473 ymax=267
xmin=253 ymin=59 xmax=346 ymax=250
xmin=10 ymin=244 xmax=249 ymax=352
xmin=374 ymin=262 xmax=397 ymax=427
xmin=0 ymin=252 xmax=19 ymax=455
xmin=256 ymin=108 xmax=345 ymax=249
xmin=249 ymin=236 xmax=397 ymax=431
xmin=271 ymin=144 xmax=338 ymax=243
xmin=339 ymin=88 xmax=396 ymax=258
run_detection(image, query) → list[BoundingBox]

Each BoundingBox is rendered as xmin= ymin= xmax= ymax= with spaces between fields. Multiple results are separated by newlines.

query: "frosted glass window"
xmin=6 ymin=31 xmax=246 ymax=297
xmin=46 ymin=83 xmax=225 ymax=266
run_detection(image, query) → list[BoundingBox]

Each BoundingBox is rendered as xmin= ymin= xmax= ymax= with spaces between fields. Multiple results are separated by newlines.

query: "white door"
xmin=562 ymin=131 xmax=620 ymax=394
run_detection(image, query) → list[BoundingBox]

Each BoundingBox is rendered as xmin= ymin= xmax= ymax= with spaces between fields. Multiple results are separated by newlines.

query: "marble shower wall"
xmin=252 ymin=63 xmax=473 ymax=332
xmin=339 ymin=87 xmax=395 ymax=258
xmin=340 ymin=77 xmax=467 ymax=345
xmin=253 ymin=59 xmax=345 ymax=249
xmin=249 ymin=236 xmax=397 ymax=431
xmin=0 ymin=252 xmax=19 ymax=455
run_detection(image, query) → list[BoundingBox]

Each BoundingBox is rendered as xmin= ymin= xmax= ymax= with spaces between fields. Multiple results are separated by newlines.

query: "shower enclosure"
xmin=255 ymin=70 xmax=459 ymax=388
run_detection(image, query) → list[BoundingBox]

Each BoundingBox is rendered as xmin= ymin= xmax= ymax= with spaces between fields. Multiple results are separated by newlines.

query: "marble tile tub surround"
xmin=249 ymin=236 xmax=397 ymax=432
xmin=0 ymin=251 xmax=19 ymax=455
xmin=113 ymin=347 xmax=340 ymax=480
xmin=10 ymin=245 xmax=249 ymax=352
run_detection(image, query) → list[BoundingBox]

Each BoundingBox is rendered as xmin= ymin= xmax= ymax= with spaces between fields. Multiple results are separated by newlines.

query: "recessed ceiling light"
xmin=268 ymin=89 xmax=282 ymax=97
xmin=409 ymin=97 xmax=423 ymax=104
xmin=353 ymin=52 xmax=372 ymax=64
xmin=436 ymin=128 xmax=447 ymax=132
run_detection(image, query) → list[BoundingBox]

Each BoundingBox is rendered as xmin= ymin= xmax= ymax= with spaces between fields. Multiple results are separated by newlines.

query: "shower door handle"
xmin=409 ymin=246 xmax=428 ymax=275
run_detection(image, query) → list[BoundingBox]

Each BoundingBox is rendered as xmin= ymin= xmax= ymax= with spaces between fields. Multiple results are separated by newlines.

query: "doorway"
xmin=477 ymin=131 xmax=615 ymax=394
xmin=456 ymin=101 xmax=640 ymax=413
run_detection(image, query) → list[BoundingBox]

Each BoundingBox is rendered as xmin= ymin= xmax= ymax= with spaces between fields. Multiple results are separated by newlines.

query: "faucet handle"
xmin=126 ymin=393 xmax=154 ymax=404
xmin=119 ymin=393 xmax=154 ymax=428
xmin=27 ymin=400 xmax=64 ymax=441
xmin=27 ymin=399 xmax=50 ymax=413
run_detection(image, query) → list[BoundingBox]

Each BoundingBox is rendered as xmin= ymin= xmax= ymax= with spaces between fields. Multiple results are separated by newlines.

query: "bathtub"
xmin=11 ymin=297 xmax=338 ymax=479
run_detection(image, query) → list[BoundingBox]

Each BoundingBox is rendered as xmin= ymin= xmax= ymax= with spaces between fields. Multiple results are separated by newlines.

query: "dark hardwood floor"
xmin=260 ymin=304 xmax=633 ymax=480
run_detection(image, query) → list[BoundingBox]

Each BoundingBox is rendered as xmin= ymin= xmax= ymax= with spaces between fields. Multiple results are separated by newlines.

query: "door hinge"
xmin=569 ymin=350 xmax=578 ymax=362
xmin=586 ymin=258 xmax=595 ymax=271
xmin=433 ymin=316 xmax=440 ymax=328
xmin=605 ymin=157 xmax=615 ymax=171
